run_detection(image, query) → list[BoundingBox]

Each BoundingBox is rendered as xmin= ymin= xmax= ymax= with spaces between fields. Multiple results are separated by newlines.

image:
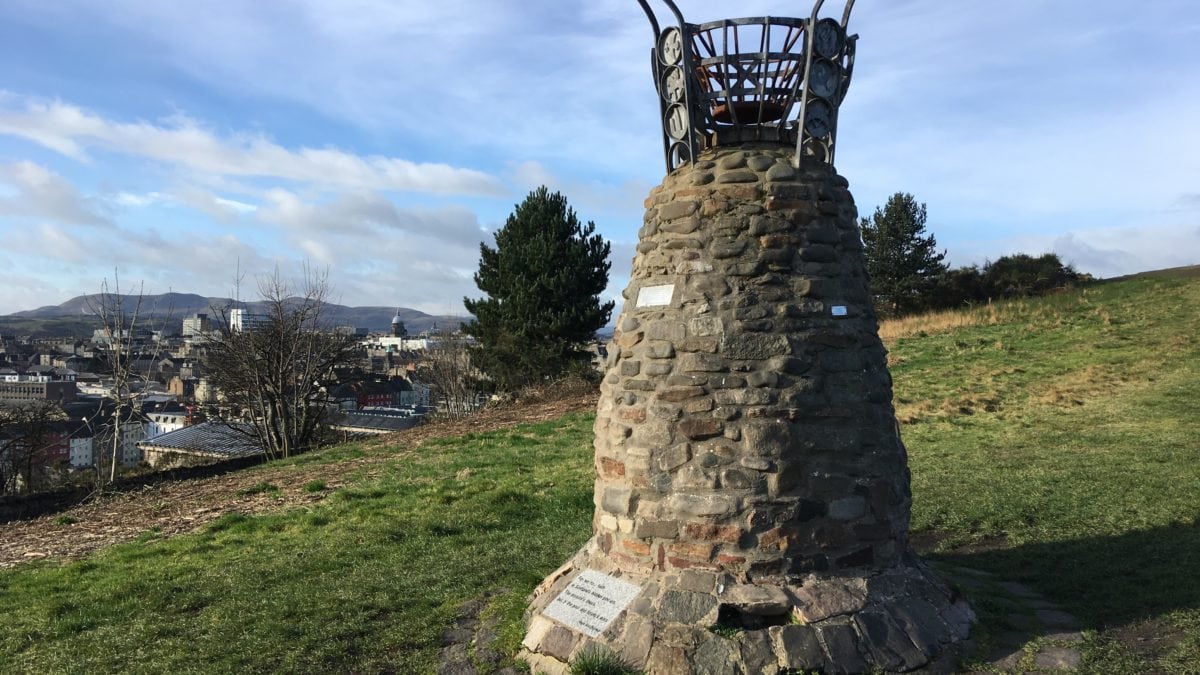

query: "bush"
xmin=924 ymin=254 xmax=1082 ymax=312
xmin=983 ymin=253 xmax=1080 ymax=298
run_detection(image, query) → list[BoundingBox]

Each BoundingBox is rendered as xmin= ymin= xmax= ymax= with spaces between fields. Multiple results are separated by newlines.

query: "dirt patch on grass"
xmin=1105 ymin=616 xmax=1187 ymax=667
xmin=910 ymin=530 xmax=1010 ymax=556
xmin=0 ymin=390 xmax=598 ymax=569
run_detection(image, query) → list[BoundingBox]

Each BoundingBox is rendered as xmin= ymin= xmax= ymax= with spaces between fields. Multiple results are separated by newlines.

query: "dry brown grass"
xmin=878 ymin=302 xmax=1014 ymax=343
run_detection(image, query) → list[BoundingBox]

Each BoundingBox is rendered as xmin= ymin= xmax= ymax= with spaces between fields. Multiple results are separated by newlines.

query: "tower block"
xmin=522 ymin=3 xmax=974 ymax=673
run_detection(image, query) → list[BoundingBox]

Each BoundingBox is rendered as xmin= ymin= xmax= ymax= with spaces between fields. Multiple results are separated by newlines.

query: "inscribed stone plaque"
xmin=542 ymin=570 xmax=642 ymax=637
xmin=636 ymin=284 xmax=675 ymax=308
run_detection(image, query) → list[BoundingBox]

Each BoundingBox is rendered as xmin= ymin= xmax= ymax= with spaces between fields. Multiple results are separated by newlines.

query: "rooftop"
xmin=137 ymin=421 xmax=263 ymax=458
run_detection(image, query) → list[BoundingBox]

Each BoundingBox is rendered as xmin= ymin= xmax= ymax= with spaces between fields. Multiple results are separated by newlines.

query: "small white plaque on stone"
xmin=635 ymin=284 xmax=675 ymax=308
xmin=542 ymin=570 xmax=642 ymax=637
xmin=831 ymin=305 xmax=848 ymax=317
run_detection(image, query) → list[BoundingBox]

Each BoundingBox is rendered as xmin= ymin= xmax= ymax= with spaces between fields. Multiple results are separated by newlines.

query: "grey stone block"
xmin=657 ymin=590 xmax=720 ymax=624
xmin=770 ymin=624 xmax=826 ymax=672
xmin=814 ymin=619 xmax=867 ymax=675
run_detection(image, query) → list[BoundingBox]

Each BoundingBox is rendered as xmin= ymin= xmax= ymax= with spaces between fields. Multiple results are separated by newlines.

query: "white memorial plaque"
xmin=542 ymin=570 xmax=642 ymax=637
xmin=831 ymin=305 xmax=848 ymax=317
xmin=636 ymin=284 xmax=675 ymax=308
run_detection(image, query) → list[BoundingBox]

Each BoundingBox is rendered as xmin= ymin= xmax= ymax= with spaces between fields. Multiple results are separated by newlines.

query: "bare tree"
xmin=204 ymin=267 xmax=357 ymax=460
xmin=417 ymin=331 xmax=486 ymax=420
xmin=0 ymin=401 xmax=64 ymax=496
xmin=87 ymin=273 xmax=172 ymax=486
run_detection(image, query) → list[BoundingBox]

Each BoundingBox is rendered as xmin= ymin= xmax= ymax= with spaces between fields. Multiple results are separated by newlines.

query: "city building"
xmin=181 ymin=313 xmax=212 ymax=338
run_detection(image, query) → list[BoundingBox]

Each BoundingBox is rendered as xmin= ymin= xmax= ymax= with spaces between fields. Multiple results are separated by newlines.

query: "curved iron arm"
xmin=842 ymin=0 xmax=856 ymax=29
xmin=636 ymin=0 xmax=660 ymax=40
xmin=658 ymin=0 xmax=686 ymax=27
xmin=811 ymin=0 xmax=827 ymax=21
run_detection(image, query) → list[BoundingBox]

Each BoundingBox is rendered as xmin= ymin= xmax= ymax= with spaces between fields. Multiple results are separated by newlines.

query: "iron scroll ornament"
xmin=636 ymin=0 xmax=857 ymax=173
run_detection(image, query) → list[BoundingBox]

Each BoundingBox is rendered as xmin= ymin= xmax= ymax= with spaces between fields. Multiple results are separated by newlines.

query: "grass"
xmin=570 ymin=644 xmax=642 ymax=675
xmin=884 ymin=276 xmax=1200 ymax=671
xmin=0 ymin=274 xmax=1197 ymax=673
xmin=0 ymin=416 xmax=597 ymax=673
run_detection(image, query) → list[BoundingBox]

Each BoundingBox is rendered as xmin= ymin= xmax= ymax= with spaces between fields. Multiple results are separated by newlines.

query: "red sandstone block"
xmin=717 ymin=554 xmax=747 ymax=566
xmin=684 ymin=522 xmax=742 ymax=544
xmin=611 ymin=552 xmax=641 ymax=569
xmin=598 ymin=456 xmax=626 ymax=478
xmin=669 ymin=541 xmax=715 ymax=561
xmin=667 ymin=556 xmax=717 ymax=570
xmin=758 ymin=527 xmax=783 ymax=550
xmin=617 ymin=407 xmax=646 ymax=423
xmin=622 ymin=539 xmax=651 ymax=556
xmin=717 ymin=185 xmax=761 ymax=201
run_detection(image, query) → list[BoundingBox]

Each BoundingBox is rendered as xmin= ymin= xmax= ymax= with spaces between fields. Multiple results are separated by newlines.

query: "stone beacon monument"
xmin=522 ymin=2 xmax=974 ymax=672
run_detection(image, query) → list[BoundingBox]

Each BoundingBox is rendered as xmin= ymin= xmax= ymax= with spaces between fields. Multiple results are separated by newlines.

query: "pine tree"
xmin=860 ymin=192 xmax=948 ymax=316
xmin=463 ymin=187 xmax=614 ymax=391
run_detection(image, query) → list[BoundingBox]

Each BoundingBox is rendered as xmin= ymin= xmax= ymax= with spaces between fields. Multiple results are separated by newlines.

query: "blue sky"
xmin=1 ymin=0 xmax=1198 ymax=317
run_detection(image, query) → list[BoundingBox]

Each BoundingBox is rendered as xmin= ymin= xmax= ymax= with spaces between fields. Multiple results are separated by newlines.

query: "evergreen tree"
xmin=860 ymin=192 xmax=948 ymax=316
xmin=463 ymin=187 xmax=614 ymax=391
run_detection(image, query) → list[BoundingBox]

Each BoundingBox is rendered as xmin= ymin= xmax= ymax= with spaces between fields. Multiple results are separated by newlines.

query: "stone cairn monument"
xmin=522 ymin=2 xmax=974 ymax=672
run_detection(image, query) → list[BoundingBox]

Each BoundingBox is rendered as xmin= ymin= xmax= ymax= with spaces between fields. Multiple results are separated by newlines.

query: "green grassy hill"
xmin=1 ymin=274 xmax=1197 ymax=673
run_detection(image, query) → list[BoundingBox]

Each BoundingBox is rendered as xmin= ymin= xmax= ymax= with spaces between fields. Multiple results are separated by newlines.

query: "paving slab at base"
xmin=522 ymin=549 xmax=974 ymax=674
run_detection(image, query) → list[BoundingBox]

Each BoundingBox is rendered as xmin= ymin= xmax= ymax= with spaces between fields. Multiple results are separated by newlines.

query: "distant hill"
xmin=1 ymin=292 xmax=469 ymax=338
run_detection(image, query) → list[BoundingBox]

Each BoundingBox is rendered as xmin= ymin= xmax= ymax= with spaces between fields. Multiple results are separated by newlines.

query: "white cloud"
xmin=954 ymin=221 xmax=1200 ymax=280
xmin=171 ymin=186 xmax=256 ymax=223
xmin=258 ymin=188 xmax=485 ymax=247
xmin=0 ymin=96 xmax=505 ymax=196
xmin=113 ymin=191 xmax=162 ymax=208
xmin=0 ymin=161 xmax=111 ymax=226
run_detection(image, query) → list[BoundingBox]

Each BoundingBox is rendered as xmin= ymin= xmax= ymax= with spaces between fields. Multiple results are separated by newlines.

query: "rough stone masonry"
xmin=521 ymin=144 xmax=974 ymax=674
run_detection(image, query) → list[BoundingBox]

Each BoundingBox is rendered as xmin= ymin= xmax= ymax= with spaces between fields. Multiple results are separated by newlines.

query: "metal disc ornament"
xmin=808 ymin=58 xmax=842 ymax=100
xmin=660 ymin=66 xmax=686 ymax=103
xmin=812 ymin=18 xmax=845 ymax=59
xmin=658 ymin=27 xmax=683 ymax=66
xmin=668 ymin=141 xmax=691 ymax=169
xmin=665 ymin=104 xmax=689 ymax=140
xmin=804 ymin=99 xmax=833 ymax=138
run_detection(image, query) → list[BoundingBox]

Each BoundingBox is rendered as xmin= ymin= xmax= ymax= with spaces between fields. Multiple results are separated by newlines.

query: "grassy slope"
xmin=1 ymin=275 xmax=1197 ymax=673
xmin=891 ymin=276 xmax=1200 ymax=672
xmin=0 ymin=418 xmax=599 ymax=673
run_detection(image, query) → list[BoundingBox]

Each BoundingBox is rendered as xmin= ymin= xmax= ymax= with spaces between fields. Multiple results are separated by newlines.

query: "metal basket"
xmin=637 ymin=0 xmax=857 ymax=172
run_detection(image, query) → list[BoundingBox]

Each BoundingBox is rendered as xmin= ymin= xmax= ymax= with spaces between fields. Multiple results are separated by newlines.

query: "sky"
xmin=0 ymin=0 xmax=1198 ymax=317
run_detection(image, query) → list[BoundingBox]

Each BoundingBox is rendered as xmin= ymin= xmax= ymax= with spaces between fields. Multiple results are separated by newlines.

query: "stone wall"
xmin=522 ymin=145 xmax=973 ymax=674
xmin=593 ymin=144 xmax=910 ymax=580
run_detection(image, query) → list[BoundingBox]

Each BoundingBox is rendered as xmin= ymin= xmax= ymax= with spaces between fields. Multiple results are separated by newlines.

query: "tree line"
xmin=861 ymin=192 xmax=1084 ymax=318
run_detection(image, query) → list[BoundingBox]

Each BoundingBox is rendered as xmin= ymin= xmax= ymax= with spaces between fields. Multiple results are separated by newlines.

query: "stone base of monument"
xmin=521 ymin=545 xmax=973 ymax=674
